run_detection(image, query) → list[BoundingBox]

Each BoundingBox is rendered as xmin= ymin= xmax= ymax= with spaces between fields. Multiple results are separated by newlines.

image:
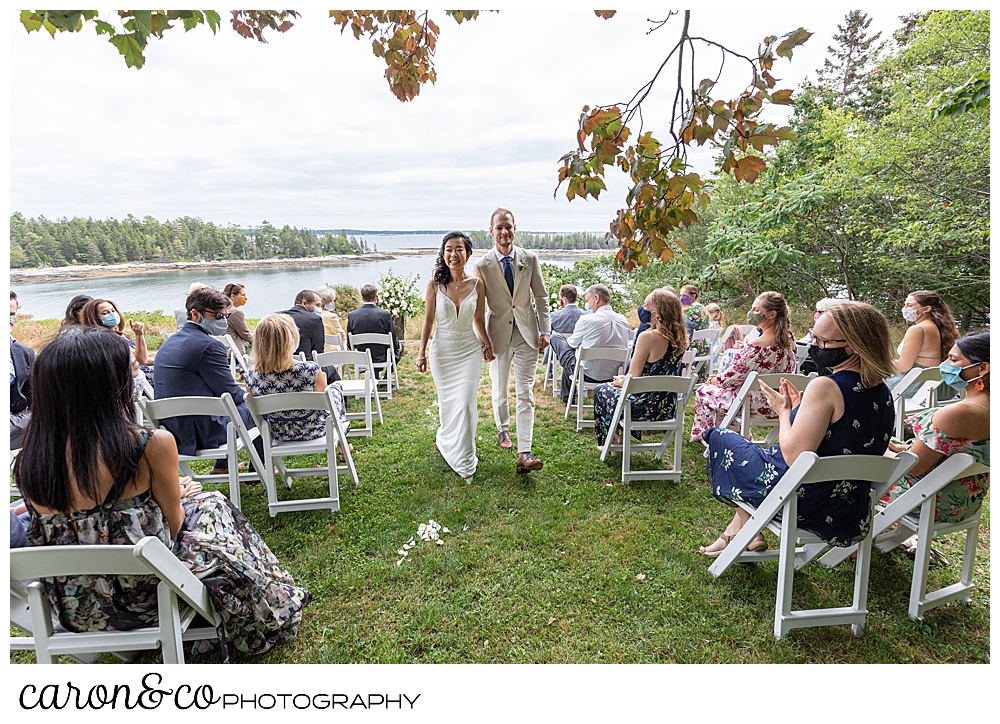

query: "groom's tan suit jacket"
xmin=475 ymin=246 xmax=551 ymax=352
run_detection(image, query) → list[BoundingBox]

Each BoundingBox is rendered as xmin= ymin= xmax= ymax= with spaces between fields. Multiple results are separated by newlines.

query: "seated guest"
xmin=550 ymin=284 xmax=585 ymax=335
xmin=882 ymin=331 xmax=990 ymax=524
xmin=704 ymin=303 xmax=743 ymax=352
xmin=636 ymin=284 xmax=687 ymax=339
xmin=245 ymin=313 xmax=351 ymax=443
xmin=60 ymin=294 xmax=93 ymax=326
xmin=10 ymin=291 xmax=33 ymax=449
xmin=347 ymin=284 xmax=402 ymax=377
xmin=80 ymin=297 xmax=153 ymax=365
xmin=593 ymin=288 xmax=688 ymax=448
xmin=316 ymin=286 xmax=347 ymax=351
xmin=279 ymin=289 xmax=341 ymax=382
xmin=544 ymin=284 xmax=585 ymax=366
xmin=887 ymin=290 xmax=959 ymax=399
xmin=223 ymin=282 xmax=254 ymax=352
xmin=547 ymin=284 xmax=629 ymax=402
xmin=154 ymin=287 xmax=265 ymax=474
xmin=690 ymin=291 xmax=797 ymax=442
xmin=174 ymin=282 xmax=212 ymax=330
xmin=700 ymin=301 xmax=897 ymax=555
xmin=798 ymin=298 xmax=838 ymax=375
xmin=13 ymin=326 xmax=310 ymax=659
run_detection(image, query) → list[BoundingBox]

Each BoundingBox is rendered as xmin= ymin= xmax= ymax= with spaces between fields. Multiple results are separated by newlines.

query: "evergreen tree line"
xmin=8 ymin=213 xmax=368 ymax=268
xmin=468 ymin=230 xmax=609 ymax=250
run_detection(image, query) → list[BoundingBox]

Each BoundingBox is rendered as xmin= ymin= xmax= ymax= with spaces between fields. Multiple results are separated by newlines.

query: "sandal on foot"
xmin=746 ymin=535 xmax=768 ymax=553
xmin=699 ymin=533 xmax=734 ymax=557
xmin=497 ymin=430 xmax=514 ymax=449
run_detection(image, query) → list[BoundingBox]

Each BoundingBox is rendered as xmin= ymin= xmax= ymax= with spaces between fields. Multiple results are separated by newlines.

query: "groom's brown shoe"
xmin=498 ymin=430 xmax=514 ymax=449
xmin=516 ymin=453 xmax=543 ymax=473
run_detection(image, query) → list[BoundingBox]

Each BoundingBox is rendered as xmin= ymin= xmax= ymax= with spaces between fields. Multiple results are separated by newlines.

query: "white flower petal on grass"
xmin=442 ymin=527 xmax=450 ymax=533
xmin=436 ymin=540 xmax=444 ymax=546
xmin=635 ymin=573 xmax=646 ymax=580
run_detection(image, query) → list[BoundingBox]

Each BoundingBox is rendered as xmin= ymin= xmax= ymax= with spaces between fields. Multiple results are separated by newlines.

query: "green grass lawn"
xmin=11 ymin=353 xmax=989 ymax=664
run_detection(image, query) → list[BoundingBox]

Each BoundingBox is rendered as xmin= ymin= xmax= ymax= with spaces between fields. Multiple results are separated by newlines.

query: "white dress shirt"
xmin=567 ymin=304 xmax=629 ymax=380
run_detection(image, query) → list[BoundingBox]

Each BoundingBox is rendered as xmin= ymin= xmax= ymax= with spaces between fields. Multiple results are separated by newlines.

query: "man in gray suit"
xmin=475 ymin=208 xmax=550 ymax=474
xmin=550 ymin=284 xmax=585 ymax=336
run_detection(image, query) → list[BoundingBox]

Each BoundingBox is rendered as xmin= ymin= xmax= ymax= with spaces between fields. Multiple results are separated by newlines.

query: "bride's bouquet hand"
xmin=416 ymin=354 xmax=428 ymax=373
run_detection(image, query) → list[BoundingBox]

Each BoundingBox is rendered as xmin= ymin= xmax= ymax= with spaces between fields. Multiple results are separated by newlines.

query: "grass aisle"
xmin=12 ymin=352 xmax=989 ymax=664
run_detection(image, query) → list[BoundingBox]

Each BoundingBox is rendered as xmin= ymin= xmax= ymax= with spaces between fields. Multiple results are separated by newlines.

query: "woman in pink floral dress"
xmin=882 ymin=332 xmax=989 ymax=523
xmin=690 ymin=291 xmax=796 ymax=442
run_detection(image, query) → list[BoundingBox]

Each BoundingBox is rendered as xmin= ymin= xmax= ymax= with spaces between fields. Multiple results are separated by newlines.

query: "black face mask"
xmin=808 ymin=344 xmax=851 ymax=371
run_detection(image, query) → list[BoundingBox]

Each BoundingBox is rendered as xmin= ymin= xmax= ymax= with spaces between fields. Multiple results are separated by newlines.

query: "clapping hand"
xmin=128 ymin=318 xmax=144 ymax=336
xmin=758 ymin=378 xmax=800 ymax=415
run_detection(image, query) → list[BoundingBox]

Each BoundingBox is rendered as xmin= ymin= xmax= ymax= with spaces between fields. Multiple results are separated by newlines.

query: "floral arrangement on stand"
xmin=377 ymin=268 xmax=422 ymax=348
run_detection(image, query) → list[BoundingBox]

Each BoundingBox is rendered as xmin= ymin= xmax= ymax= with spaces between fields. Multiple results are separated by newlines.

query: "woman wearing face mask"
xmin=79 ymin=298 xmax=152 ymax=367
xmin=316 ymin=286 xmax=347 ymax=351
xmin=881 ymin=331 xmax=989 ymax=524
xmin=223 ymin=283 xmax=254 ymax=352
xmin=888 ymin=290 xmax=959 ymax=398
xmin=690 ymin=291 xmax=797 ymax=442
xmin=680 ymin=285 xmax=711 ymax=379
xmin=700 ymin=301 xmax=897 ymax=555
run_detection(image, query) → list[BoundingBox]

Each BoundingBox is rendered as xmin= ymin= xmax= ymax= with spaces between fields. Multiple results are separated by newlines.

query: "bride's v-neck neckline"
xmin=440 ymin=283 xmax=476 ymax=315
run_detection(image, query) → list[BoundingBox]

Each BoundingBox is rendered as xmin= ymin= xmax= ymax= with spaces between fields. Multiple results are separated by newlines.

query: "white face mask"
xmin=901 ymin=306 xmax=922 ymax=323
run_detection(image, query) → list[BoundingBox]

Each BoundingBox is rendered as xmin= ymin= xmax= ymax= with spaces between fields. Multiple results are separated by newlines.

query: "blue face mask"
xmin=10 ymin=314 xmax=17 ymax=328
xmin=939 ymin=362 xmax=981 ymax=391
xmin=313 ymin=307 xmax=323 ymax=317
xmin=100 ymin=312 xmax=120 ymax=328
xmin=198 ymin=316 xmax=229 ymax=336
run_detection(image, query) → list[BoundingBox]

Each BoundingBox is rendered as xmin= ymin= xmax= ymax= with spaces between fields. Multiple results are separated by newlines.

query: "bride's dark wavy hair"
xmin=432 ymin=231 xmax=472 ymax=287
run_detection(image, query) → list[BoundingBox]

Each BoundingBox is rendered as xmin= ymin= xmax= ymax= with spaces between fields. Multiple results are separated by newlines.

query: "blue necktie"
xmin=502 ymin=255 xmax=514 ymax=296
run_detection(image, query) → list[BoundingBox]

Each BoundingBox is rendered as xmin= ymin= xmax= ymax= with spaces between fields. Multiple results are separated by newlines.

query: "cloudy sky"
xmin=9 ymin=5 xmax=920 ymax=232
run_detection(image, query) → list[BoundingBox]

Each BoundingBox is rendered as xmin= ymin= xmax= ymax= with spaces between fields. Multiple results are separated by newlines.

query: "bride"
xmin=416 ymin=231 xmax=494 ymax=483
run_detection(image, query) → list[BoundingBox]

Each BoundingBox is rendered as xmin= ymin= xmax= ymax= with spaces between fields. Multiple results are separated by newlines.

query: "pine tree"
xmin=816 ymin=11 xmax=885 ymax=108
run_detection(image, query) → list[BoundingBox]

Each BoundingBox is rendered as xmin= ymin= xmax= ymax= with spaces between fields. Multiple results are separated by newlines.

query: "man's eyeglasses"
xmin=199 ymin=309 xmax=232 ymax=320
xmin=809 ymin=329 xmax=846 ymax=348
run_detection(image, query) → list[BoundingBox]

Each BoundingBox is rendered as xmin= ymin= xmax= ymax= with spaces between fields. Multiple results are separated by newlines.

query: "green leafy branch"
xmin=930 ymin=68 xmax=990 ymax=118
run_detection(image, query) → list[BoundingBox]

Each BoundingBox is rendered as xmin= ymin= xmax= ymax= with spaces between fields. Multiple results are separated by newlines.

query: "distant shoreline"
xmin=10 ymin=248 xmax=606 ymax=283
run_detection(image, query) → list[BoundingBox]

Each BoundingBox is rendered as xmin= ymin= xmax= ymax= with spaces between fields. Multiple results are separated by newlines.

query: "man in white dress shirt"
xmin=547 ymin=284 xmax=629 ymax=402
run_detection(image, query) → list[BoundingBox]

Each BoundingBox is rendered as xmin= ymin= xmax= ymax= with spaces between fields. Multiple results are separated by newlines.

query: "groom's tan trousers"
xmin=489 ymin=325 xmax=537 ymax=455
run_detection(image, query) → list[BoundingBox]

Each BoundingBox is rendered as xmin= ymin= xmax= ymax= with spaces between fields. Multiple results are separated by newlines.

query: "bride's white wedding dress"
xmin=429 ymin=285 xmax=483 ymax=479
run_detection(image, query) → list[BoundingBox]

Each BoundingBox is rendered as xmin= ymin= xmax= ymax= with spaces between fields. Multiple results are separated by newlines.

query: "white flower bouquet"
xmin=377 ymin=268 xmax=421 ymax=320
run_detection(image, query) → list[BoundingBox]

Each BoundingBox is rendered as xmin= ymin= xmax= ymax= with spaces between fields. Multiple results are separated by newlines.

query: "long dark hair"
xmin=79 ymin=298 xmax=126 ymax=334
xmin=13 ymin=326 xmax=149 ymax=513
xmin=432 ymin=231 xmax=473 ymax=287
xmin=909 ymin=290 xmax=959 ymax=360
xmin=61 ymin=295 xmax=93 ymax=327
xmin=955 ymin=331 xmax=990 ymax=395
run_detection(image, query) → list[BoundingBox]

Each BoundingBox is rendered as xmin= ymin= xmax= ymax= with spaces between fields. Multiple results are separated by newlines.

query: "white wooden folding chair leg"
xmin=156 ymin=581 xmax=185 ymax=664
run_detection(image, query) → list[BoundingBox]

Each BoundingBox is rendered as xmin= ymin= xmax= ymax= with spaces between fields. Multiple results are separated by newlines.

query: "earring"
xmin=975 ymin=378 xmax=986 ymax=392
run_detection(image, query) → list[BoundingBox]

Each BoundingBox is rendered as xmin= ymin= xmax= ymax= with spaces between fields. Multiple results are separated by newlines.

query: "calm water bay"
xmin=11 ymin=233 xmax=598 ymax=321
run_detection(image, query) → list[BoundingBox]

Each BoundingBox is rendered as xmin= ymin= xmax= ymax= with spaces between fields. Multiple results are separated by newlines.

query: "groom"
xmin=475 ymin=208 xmax=551 ymax=474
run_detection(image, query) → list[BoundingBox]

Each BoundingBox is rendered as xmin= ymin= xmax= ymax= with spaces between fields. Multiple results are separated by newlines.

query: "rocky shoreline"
xmin=9 ymin=248 xmax=606 ymax=283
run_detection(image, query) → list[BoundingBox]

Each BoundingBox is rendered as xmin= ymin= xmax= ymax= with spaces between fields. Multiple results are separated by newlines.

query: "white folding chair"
xmin=542 ymin=345 xmax=563 ymax=398
xmin=220 ymin=333 xmax=252 ymax=381
xmin=138 ymin=392 xmax=263 ymax=510
xmin=10 ymin=536 xmax=220 ymax=664
xmin=160 ymin=331 xmax=172 ymax=343
xmin=133 ymin=372 xmax=155 ymax=426
xmin=564 ymin=346 xmax=630 ymax=431
xmin=348 ymin=332 xmax=399 ymax=399
xmin=709 ymin=451 xmax=918 ymax=638
xmin=244 ymin=391 xmax=356 ymax=517
xmin=689 ymin=328 xmax=721 ymax=380
xmin=718 ymin=371 xmax=814 ymax=447
xmin=820 ymin=453 xmax=989 ymax=621
xmin=739 ymin=324 xmax=757 ymax=337
xmin=890 ymin=367 xmax=944 ymax=440
xmin=325 ymin=333 xmax=346 ymax=351
xmin=793 ymin=342 xmax=810 ymax=374
xmin=314 ymin=349 xmax=382 ymax=434
xmin=599 ymin=372 xmax=698 ymax=483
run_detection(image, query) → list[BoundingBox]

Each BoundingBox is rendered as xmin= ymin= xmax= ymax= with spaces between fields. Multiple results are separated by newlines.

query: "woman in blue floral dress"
xmin=14 ymin=327 xmax=311 ymax=661
xmin=700 ymin=301 xmax=898 ymax=555
xmin=594 ymin=288 xmax=688 ymax=448
xmin=245 ymin=313 xmax=350 ymax=443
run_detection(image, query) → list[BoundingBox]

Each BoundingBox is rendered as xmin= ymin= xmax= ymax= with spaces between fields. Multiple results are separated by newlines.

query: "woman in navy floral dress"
xmin=14 ymin=327 xmax=310 ymax=661
xmin=245 ymin=313 xmax=350 ymax=443
xmin=594 ymin=288 xmax=688 ymax=448
xmin=700 ymin=301 xmax=898 ymax=555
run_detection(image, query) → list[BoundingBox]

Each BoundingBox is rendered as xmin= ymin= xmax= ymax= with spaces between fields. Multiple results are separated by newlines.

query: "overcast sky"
xmin=9 ymin=5 xmax=924 ymax=232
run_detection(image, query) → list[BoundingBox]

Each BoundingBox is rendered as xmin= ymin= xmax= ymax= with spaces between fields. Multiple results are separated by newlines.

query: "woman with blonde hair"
xmin=699 ymin=301 xmax=897 ymax=556
xmin=704 ymin=302 xmax=743 ymax=353
xmin=690 ymin=291 xmax=797 ymax=441
xmin=245 ymin=313 xmax=350 ymax=443
xmin=593 ymin=288 xmax=688 ymax=448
